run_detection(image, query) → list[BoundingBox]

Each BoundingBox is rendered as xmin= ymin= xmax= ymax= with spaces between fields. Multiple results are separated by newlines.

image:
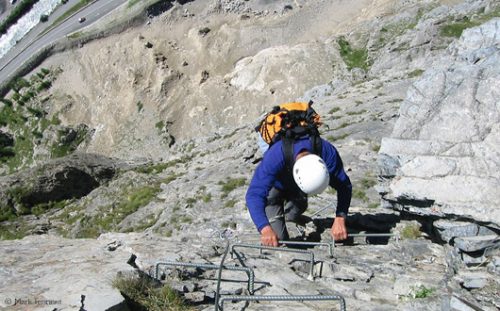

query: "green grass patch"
xmin=202 ymin=193 xmax=212 ymax=203
xmin=401 ymin=223 xmax=421 ymax=239
xmin=218 ymin=177 xmax=246 ymax=198
xmin=67 ymin=31 xmax=83 ymax=40
xmin=224 ymin=199 xmax=237 ymax=208
xmin=113 ymin=274 xmax=193 ymax=311
xmin=440 ymin=19 xmax=478 ymax=38
xmin=54 ymin=204 xmax=82 ymax=228
xmin=440 ymin=8 xmax=500 ymax=38
xmin=50 ymin=127 xmax=88 ymax=158
xmin=328 ymin=107 xmax=341 ymax=114
xmin=76 ymin=184 xmax=161 ymax=238
xmin=180 ymin=215 xmax=192 ymax=224
xmin=221 ymin=221 xmax=237 ymax=230
xmin=360 ymin=177 xmax=376 ymax=189
xmin=334 ymin=121 xmax=351 ymax=130
xmin=130 ymin=214 xmax=158 ymax=232
xmin=367 ymin=202 xmax=379 ymax=209
xmin=0 ymin=221 xmax=33 ymax=240
xmin=408 ymin=69 xmax=424 ymax=78
xmin=155 ymin=120 xmax=165 ymax=132
xmin=0 ymin=205 xmax=17 ymax=222
xmin=352 ymin=189 xmax=368 ymax=202
xmin=136 ymin=157 xmax=192 ymax=175
xmin=31 ymin=200 xmax=70 ymax=216
xmin=412 ymin=285 xmax=434 ymax=299
xmin=346 ymin=109 xmax=367 ymax=116
xmin=337 ymin=36 xmax=370 ymax=71
xmin=127 ymin=0 xmax=142 ymax=8
xmin=0 ymin=68 xmax=62 ymax=173
xmin=326 ymin=133 xmax=349 ymax=141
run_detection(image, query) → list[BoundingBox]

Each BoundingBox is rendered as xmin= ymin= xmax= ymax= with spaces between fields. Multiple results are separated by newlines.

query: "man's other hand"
xmin=260 ymin=225 xmax=279 ymax=247
xmin=331 ymin=216 xmax=348 ymax=241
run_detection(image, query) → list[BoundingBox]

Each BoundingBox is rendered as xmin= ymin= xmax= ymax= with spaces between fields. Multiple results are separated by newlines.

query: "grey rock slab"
xmin=433 ymin=220 xmax=480 ymax=243
xmin=0 ymin=235 xmax=132 ymax=310
xmin=0 ymin=232 xmax=194 ymax=310
xmin=454 ymin=235 xmax=499 ymax=253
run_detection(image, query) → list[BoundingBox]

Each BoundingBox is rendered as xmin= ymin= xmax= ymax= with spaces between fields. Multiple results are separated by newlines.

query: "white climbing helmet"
xmin=292 ymin=154 xmax=330 ymax=195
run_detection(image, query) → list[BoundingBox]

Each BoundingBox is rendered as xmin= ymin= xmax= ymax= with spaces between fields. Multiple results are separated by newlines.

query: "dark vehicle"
xmin=78 ymin=17 xmax=86 ymax=23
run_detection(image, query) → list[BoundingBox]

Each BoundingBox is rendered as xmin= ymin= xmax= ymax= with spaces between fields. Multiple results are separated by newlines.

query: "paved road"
xmin=0 ymin=0 xmax=128 ymax=86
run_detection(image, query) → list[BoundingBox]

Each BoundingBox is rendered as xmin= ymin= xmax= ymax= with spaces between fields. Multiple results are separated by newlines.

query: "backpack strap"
xmin=282 ymin=136 xmax=295 ymax=175
xmin=282 ymin=133 xmax=322 ymax=173
xmin=310 ymin=131 xmax=322 ymax=156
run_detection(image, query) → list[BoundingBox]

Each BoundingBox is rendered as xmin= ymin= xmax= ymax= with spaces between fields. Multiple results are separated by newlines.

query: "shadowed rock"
xmin=0 ymin=153 xmax=124 ymax=213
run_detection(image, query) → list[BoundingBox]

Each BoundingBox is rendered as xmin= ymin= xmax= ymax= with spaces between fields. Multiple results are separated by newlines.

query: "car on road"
xmin=78 ymin=17 xmax=86 ymax=23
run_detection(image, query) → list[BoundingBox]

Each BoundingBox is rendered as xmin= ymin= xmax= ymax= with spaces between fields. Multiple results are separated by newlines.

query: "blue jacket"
xmin=246 ymin=137 xmax=352 ymax=231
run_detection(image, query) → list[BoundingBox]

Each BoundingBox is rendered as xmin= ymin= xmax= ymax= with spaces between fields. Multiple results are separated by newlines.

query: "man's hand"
xmin=331 ymin=216 xmax=348 ymax=241
xmin=260 ymin=225 xmax=279 ymax=247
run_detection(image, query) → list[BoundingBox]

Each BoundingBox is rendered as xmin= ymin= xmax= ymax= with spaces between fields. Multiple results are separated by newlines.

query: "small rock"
xmin=200 ymin=70 xmax=209 ymax=84
xmin=30 ymin=223 xmax=51 ymax=235
xmin=184 ymin=291 xmax=205 ymax=303
xmin=145 ymin=42 xmax=153 ymax=48
xmin=354 ymin=290 xmax=372 ymax=301
xmin=182 ymin=61 xmax=189 ymax=66
xmin=455 ymin=272 xmax=490 ymax=290
xmin=106 ymin=240 xmax=122 ymax=252
xmin=198 ymin=27 xmax=211 ymax=37
xmin=461 ymin=277 xmax=488 ymax=290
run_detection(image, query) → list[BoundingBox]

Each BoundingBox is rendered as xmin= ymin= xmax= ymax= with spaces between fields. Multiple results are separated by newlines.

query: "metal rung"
xmin=279 ymin=240 xmax=334 ymax=258
xmin=154 ymin=261 xmax=255 ymax=294
xmin=231 ymin=243 xmax=315 ymax=278
xmin=219 ymin=294 xmax=346 ymax=311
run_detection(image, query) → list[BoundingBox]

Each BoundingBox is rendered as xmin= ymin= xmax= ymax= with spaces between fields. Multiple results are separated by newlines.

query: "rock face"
xmin=378 ymin=19 xmax=500 ymax=229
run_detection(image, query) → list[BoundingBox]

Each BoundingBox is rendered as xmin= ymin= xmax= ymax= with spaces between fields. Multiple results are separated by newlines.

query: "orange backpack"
xmin=256 ymin=101 xmax=321 ymax=146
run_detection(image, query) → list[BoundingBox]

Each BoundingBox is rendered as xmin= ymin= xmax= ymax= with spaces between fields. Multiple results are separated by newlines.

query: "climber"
xmin=245 ymin=135 xmax=352 ymax=247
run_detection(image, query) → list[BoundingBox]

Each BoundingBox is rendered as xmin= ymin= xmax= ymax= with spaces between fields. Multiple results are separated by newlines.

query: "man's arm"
xmin=321 ymin=140 xmax=352 ymax=241
xmin=245 ymin=144 xmax=285 ymax=245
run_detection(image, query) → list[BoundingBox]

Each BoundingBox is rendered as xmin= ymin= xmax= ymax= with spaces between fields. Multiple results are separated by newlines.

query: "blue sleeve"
xmin=245 ymin=143 xmax=285 ymax=231
xmin=321 ymin=139 xmax=352 ymax=216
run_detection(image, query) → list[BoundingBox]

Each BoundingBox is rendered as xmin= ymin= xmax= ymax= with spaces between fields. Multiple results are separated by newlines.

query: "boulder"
xmin=0 ymin=153 xmax=123 ymax=213
xmin=433 ymin=220 xmax=496 ymax=244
